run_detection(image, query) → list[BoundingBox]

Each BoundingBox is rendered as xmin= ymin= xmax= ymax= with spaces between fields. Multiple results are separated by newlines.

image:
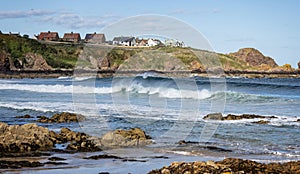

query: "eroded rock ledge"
xmin=37 ymin=112 xmax=85 ymax=123
xmin=203 ymin=113 xmax=277 ymax=121
xmin=148 ymin=158 xmax=300 ymax=174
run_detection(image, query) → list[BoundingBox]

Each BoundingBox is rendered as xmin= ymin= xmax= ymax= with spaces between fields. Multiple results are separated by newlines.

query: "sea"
xmin=0 ymin=73 xmax=300 ymax=173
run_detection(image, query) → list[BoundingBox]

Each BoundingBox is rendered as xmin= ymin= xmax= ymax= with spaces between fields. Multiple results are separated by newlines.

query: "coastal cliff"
xmin=0 ymin=33 xmax=298 ymax=78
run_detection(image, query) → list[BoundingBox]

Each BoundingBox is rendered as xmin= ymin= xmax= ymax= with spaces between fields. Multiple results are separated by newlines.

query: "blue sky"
xmin=0 ymin=0 xmax=299 ymax=67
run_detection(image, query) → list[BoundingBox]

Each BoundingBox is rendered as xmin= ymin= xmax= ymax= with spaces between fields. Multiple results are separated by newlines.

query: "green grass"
xmin=0 ymin=33 xmax=264 ymax=71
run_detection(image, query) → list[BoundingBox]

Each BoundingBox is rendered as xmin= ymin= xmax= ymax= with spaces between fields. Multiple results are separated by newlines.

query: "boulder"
xmin=101 ymin=128 xmax=152 ymax=147
xmin=37 ymin=112 xmax=85 ymax=123
xmin=298 ymin=61 xmax=300 ymax=70
xmin=0 ymin=122 xmax=101 ymax=154
xmin=0 ymin=122 xmax=54 ymax=153
xmin=297 ymin=119 xmax=300 ymax=122
xmin=203 ymin=113 xmax=223 ymax=120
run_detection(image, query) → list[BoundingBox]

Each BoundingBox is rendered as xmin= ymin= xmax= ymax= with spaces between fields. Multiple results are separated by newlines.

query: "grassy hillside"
xmin=0 ymin=33 xmax=280 ymax=71
xmin=0 ymin=34 xmax=82 ymax=69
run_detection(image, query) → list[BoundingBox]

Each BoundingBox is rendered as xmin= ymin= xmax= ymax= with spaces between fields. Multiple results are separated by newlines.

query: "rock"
xmin=203 ymin=113 xmax=223 ymax=120
xmin=148 ymin=158 xmax=300 ymax=174
xmin=0 ymin=50 xmax=14 ymax=71
xmin=0 ymin=160 xmax=43 ymax=169
xmin=297 ymin=119 xmax=300 ymax=122
xmin=0 ymin=152 xmax=51 ymax=158
xmin=224 ymin=114 xmax=266 ymax=120
xmin=252 ymin=120 xmax=270 ymax=124
xmin=57 ymin=127 xmax=101 ymax=152
xmin=48 ymin=157 xmax=66 ymax=161
xmin=0 ymin=122 xmax=101 ymax=154
xmin=23 ymin=52 xmax=52 ymax=71
xmin=44 ymin=161 xmax=68 ymax=165
xmin=37 ymin=112 xmax=85 ymax=123
xmin=101 ymin=128 xmax=152 ymax=147
xmin=84 ymin=154 xmax=122 ymax=160
xmin=15 ymin=114 xmax=33 ymax=118
xmin=177 ymin=140 xmax=198 ymax=145
xmin=229 ymin=48 xmax=278 ymax=68
xmin=203 ymin=113 xmax=276 ymax=121
xmin=0 ymin=122 xmax=54 ymax=153
xmin=298 ymin=61 xmax=300 ymax=70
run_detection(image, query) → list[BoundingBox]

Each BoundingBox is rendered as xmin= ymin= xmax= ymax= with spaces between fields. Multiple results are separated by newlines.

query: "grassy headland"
xmin=0 ymin=33 xmax=299 ymax=78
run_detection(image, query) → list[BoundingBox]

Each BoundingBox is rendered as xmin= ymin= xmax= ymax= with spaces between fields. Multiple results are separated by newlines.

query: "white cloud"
xmin=39 ymin=12 xmax=119 ymax=29
xmin=0 ymin=9 xmax=55 ymax=19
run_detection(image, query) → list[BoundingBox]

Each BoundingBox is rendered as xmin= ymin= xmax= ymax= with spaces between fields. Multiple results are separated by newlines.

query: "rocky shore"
xmin=1 ymin=112 xmax=299 ymax=172
xmin=148 ymin=158 xmax=300 ymax=174
xmin=203 ymin=113 xmax=283 ymax=124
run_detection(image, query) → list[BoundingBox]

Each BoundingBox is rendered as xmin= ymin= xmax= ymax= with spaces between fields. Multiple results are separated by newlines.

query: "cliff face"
xmin=229 ymin=48 xmax=278 ymax=68
xmin=21 ymin=53 xmax=52 ymax=70
xmin=0 ymin=50 xmax=12 ymax=71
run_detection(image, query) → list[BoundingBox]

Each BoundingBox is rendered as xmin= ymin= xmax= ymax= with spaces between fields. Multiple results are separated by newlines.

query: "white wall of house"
xmin=148 ymin=39 xmax=158 ymax=46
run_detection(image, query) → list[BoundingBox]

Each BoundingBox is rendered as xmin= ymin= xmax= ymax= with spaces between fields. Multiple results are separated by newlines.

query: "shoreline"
xmin=1 ymin=113 xmax=299 ymax=173
xmin=1 ymin=69 xmax=300 ymax=79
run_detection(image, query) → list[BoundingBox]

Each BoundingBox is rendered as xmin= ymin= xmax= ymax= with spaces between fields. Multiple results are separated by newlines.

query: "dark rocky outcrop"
xmin=297 ymin=119 xmax=300 ymax=122
xmin=59 ymin=128 xmax=102 ymax=152
xmin=0 ymin=160 xmax=44 ymax=169
xmin=0 ymin=50 xmax=13 ymax=71
xmin=229 ymin=48 xmax=278 ymax=68
xmin=148 ymin=158 xmax=300 ymax=174
xmin=22 ymin=53 xmax=52 ymax=71
xmin=37 ymin=112 xmax=85 ymax=123
xmin=298 ymin=61 xmax=300 ymax=70
xmin=203 ymin=113 xmax=277 ymax=121
xmin=14 ymin=114 xmax=33 ymax=118
xmin=84 ymin=154 xmax=123 ymax=160
xmin=177 ymin=140 xmax=232 ymax=152
xmin=101 ymin=128 xmax=152 ymax=147
xmin=252 ymin=120 xmax=270 ymax=124
xmin=48 ymin=157 xmax=66 ymax=161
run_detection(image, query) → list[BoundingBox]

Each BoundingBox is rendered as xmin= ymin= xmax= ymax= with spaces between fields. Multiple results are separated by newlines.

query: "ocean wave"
xmin=209 ymin=91 xmax=291 ymax=103
xmin=0 ymin=83 xmax=113 ymax=94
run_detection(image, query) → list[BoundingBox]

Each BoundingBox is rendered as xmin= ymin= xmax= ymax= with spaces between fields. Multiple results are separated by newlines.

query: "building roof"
xmin=113 ymin=36 xmax=135 ymax=42
xmin=37 ymin=31 xmax=59 ymax=40
xmin=85 ymin=33 xmax=105 ymax=42
xmin=63 ymin=32 xmax=81 ymax=40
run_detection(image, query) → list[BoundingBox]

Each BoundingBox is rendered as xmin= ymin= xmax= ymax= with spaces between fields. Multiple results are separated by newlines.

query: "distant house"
xmin=148 ymin=38 xmax=162 ymax=47
xmin=165 ymin=39 xmax=184 ymax=47
xmin=36 ymin=31 xmax=59 ymax=41
xmin=62 ymin=32 xmax=81 ymax=42
xmin=135 ymin=38 xmax=148 ymax=46
xmin=85 ymin=32 xmax=106 ymax=44
xmin=112 ymin=36 xmax=136 ymax=46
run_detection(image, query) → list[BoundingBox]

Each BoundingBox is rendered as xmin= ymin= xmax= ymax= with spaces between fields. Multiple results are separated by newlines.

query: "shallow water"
xmin=0 ymin=74 xmax=299 ymax=172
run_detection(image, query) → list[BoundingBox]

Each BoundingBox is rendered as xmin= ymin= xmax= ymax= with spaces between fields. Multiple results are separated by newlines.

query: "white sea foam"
xmin=0 ymin=83 xmax=113 ymax=94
